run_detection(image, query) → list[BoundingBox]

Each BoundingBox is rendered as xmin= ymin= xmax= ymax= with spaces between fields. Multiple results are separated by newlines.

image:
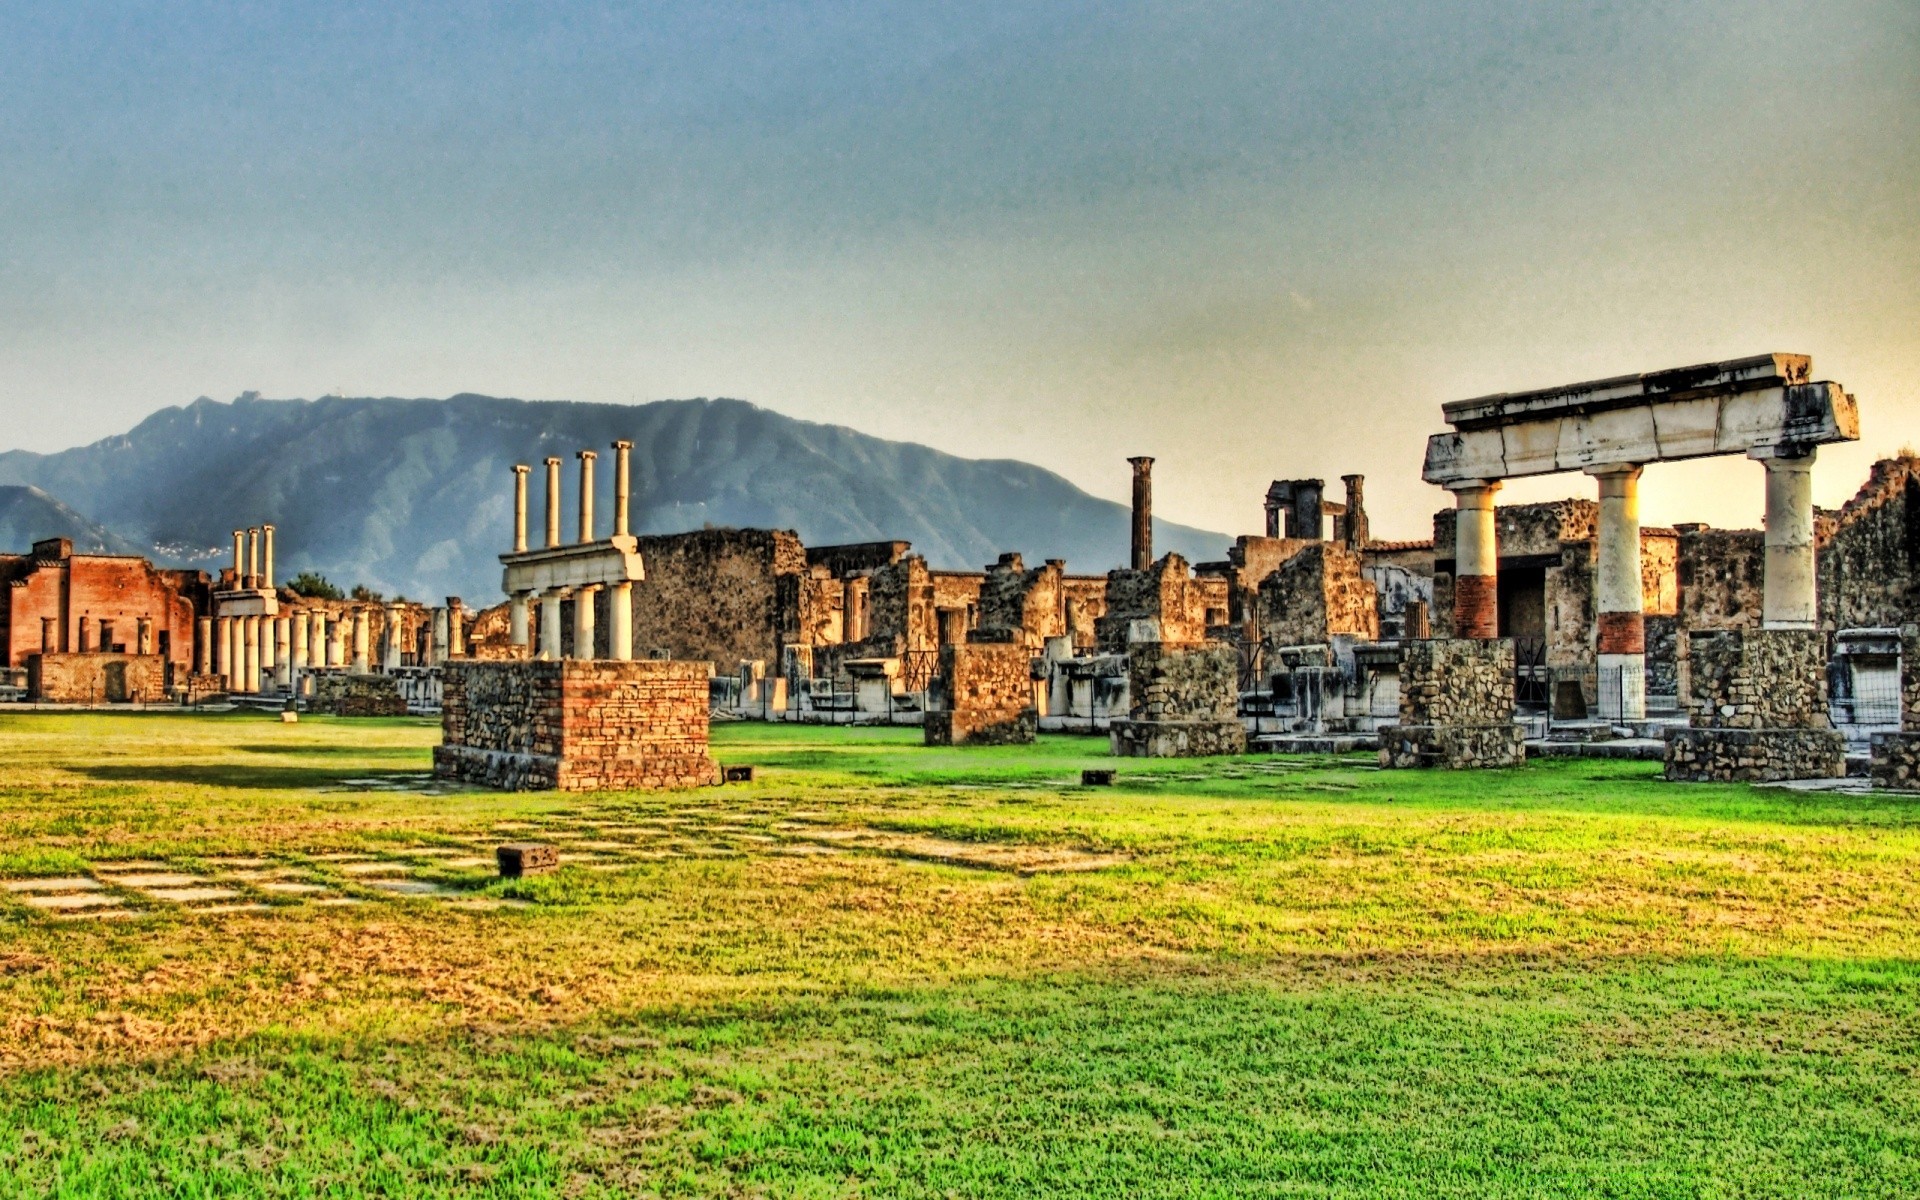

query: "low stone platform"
xmin=434 ymin=660 xmax=720 ymax=792
xmin=1110 ymin=718 xmax=1247 ymax=758
xmin=311 ymin=673 xmax=407 ymax=717
xmin=1664 ymin=728 xmax=1846 ymax=783
xmin=1526 ymin=738 xmax=1667 ymax=761
xmin=925 ymin=708 xmax=1037 ymax=746
xmin=1869 ymin=731 xmax=1920 ymax=791
xmin=1250 ymin=733 xmax=1379 ymax=755
xmin=1379 ymin=723 xmax=1526 ymax=769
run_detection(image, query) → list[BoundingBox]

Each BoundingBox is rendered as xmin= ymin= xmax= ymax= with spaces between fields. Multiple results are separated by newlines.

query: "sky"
xmin=2 ymin=0 xmax=1916 ymax=541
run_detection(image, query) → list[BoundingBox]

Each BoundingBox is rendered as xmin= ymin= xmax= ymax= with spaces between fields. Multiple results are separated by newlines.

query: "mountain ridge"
xmin=0 ymin=394 xmax=1236 ymax=602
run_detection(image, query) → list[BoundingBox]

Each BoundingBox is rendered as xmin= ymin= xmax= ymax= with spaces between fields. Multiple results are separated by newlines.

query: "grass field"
xmin=1 ymin=711 xmax=1918 ymax=1197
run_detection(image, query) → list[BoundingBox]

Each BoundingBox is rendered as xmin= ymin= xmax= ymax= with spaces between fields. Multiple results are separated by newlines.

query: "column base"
xmin=1109 ymin=718 xmax=1246 ymax=758
xmin=1379 ymin=723 xmax=1525 ymax=770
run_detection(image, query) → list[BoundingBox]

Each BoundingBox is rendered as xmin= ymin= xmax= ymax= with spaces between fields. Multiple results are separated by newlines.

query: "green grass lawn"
xmin=1 ymin=712 xmax=1917 ymax=1197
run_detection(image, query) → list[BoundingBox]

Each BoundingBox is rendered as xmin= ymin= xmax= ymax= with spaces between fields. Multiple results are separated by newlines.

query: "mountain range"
xmin=0 ymin=394 xmax=1235 ymax=602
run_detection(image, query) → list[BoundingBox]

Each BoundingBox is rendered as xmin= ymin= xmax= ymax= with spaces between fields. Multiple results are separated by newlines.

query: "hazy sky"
xmin=3 ymin=1 xmax=1916 ymax=541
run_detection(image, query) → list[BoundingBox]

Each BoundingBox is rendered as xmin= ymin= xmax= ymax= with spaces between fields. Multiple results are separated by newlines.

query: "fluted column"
xmin=511 ymin=464 xmax=531 ymax=553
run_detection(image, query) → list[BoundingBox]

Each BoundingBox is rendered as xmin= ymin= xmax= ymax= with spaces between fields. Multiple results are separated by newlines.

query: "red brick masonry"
xmin=434 ymin=660 xmax=721 ymax=792
xmin=1595 ymin=611 xmax=1646 ymax=656
xmin=1452 ymin=574 xmax=1498 ymax=639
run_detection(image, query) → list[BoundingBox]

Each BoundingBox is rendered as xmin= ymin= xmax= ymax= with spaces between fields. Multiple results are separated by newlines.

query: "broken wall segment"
xmin=1663 ymin=629 xmax=1844 ymax=782
xmin=1257 ymin=542 xmax=1380 ymax=650
xmin=1378 ymin=638 xmax=1525 ymax=769
xmin=924 ymin=641 xmax=1037 ymax=745
xmin=310 ymin=672 xmax=409 ymax=717
xmin=26 ymin=652 xmax=168 ymax=703
xmin=434 ymin=660 xmax=720 ymax=791
xmin=1109 ymin=641 xmax=1245 ymax=757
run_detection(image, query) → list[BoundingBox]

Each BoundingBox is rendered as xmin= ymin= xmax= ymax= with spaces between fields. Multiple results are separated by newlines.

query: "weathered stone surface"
xmin=1682 ymin=629 xmax=1830 ymax=730
xmin=434 ymin=660 xmax=720 ymax=791
xmin=26 ymin=652 xmax=168 ymax=703
xmin=1870 ymin=730 xmax=1920 ymax=790
xmin=1257 ymin=542 xmax=1379 ymax=649
xmin=926 ymin=641 xmax=1036 ymax=745
xmin=1379 ymin=723 xmax=1526 ymax=769
xmin=1109 ymin=641 xmax=1245 ymax=758
xmin=1678 ymin=528 xmax=1765 ymax=631
xmin=1096 ymin=554 xmax=1213 ymax=653
xmin=1819 ymin=455 xmax=1920 ymax=631
xmin=1666 ymin=728 xmax=1846 ymax=783
xmin=496 ymin=843 xmax=559 ymax=877
xmin=310 ymin=672 xmax=408 ymax=717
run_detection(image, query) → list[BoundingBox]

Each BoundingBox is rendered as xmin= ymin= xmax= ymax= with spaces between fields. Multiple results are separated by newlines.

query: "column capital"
xmin=511 ymin=462 xmax=531 ymax=476
xmin=576 ymin=448 xmax=598 ymax=461
xmin=543 ymin=455 xmax=563 ymax=467
xmin=1449 ymin=480 xmax=1502 ymax=503
xmin=1583 ymin=462 xmax=1643 ymax=480
xmin=611 ymin=439 xmax=633 ymax=451
xmin=1751 ymin=445 xmax=1819 ymax=467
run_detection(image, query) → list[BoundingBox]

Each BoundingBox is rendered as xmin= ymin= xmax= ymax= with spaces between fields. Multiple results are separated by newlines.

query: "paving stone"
xmin=339 ymin=861 xmax=412 ymax=876
xmin=193 ymin=903 xmax=274 ymax=915
xmin=313 ymin=897 xmax=366 ymax=907
xmin=365 ymin=879 xmax=461 ymax=896
xmin=257 ymin=882 xmax=330 ymax=895
xmin=91 ymin=861 xmax=171 ymax=872
xmin=3 ymin=877 xmax=104 ymax=893
xmin=145 ymin=887 xmax=241 ymax=904
xmin=21 ymin=893 xmax=125 ymax=910
xmin=110 ymin=873 xmax=207 ymax=889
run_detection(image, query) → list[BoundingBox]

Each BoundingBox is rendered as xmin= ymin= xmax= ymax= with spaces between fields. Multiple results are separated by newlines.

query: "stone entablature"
xmin=434 ymin=660 xmax=719 ymax=792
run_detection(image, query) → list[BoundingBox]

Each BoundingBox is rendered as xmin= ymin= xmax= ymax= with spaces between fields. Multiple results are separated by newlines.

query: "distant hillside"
xmin=0 ymin=395 xmax=1235 ymax=602
xmin=0 ymin=485 xmax=146 ymax=557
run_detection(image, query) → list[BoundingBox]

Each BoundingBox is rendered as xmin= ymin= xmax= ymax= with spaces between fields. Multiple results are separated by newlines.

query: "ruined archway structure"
xmin=1422 ymin=352 xmax=1859 ymax=780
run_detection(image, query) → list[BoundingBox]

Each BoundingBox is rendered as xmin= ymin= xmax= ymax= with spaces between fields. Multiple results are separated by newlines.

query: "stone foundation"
xmin=434 ymin=660 xmax=720 ymax=792
xmin=1666 ymin=728 xmax=1847 ymax=783
xmin=1379 ymin=723 xmax=1525 ymax=770
xmin=26 ymin=653 xmax=168 ymax=703
xmin=1870 ymin=731 xmax=1920 ymax=790
xmin=311 ymin=673 xmax=408 ymax=717
xmin=926 ymin=642 xmax=1036 ymax=746
xmin=1665 ymin=629 xmax=1842 ymax=782
xmin=1380 ymin=638 xmax=1520 ymax=770
xmin=1110 ymin=718 xmax=1246 ymax=758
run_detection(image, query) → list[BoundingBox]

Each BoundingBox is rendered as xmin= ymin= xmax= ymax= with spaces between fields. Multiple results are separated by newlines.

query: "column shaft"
xmin=512 ymin=465 xmax=531 ymax=553
xmin=544 ymin=457 xmax=563 ymax=548
xmin=510 ymin=593 xmax=531 ymax=647
xmin=1452 ymin=482 xmax=1501 ymax=639
xmin=612 ymin=440 xmax=633 ymax=537
xmin=273 ymin=617 xmax=292 ymax=687
xmin=243 ymin=616 xmax=261 ymax=693
xmin=353 ymin=609 xmax=371 ymax=673
xmin=572 ymin=586 xmax=598 ymax=659
xmin=291 ymin=612 xmax=310 ymax=670
xmin=262 ymin=525 xmax=275 ymax=590
xmin=1760 ymin=451 xmax=1818 ymax=629
xmin=197 ymin=617 xmax=213 ymax=675
xmin=1591 ymin=465 xmax=1646 ymax=720
xmin=609 ymin=582 xmax=633 ymax=660
xmin=539 ymin=591 xmax=565 ymax=662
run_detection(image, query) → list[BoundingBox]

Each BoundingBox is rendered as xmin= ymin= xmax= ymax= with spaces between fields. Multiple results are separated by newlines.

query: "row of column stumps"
xmin=1447 ymin=451 xmax=1820 ymax=722
xmin=507 ymin=440 xmax=637 ymax=663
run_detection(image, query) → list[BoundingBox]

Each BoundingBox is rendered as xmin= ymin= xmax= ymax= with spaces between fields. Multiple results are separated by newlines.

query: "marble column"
xmin=510 ymin=592 xmax=531 ymax=648
xmin=216 ymin=616 xmax=233 ymax=686
xmin=243 ymin=615 xmax=261 ymax=693
xmin=1451 ymin=482 xmax=1502 ymax=639
xmin=511 ymin=463 xmax=531 ymax=553
xmin=544 ymin=456 xmax=563 ymax=548
xmin=447 ymin=600 xmax=466 ymax=657
xmin=430 ymin=607 xmax=449 ymax=666
xmin=262 ymin=524 xmax=275 ymax=590
xmin=328 ymin=613 xmax=347 ymax=668
xmin=230 ymin=531 xmax=245 ymax=587
xmin=611 ymin=440 xmax=633 ymax=537
xmin=539 ymin=590 xmax=565 ymax=662
xmin=1758 ymin=450 xmax=1818 ymax=630
xmin=292 ymin=610 xmax=310 ymax=671
xmin=609 ymin=582 xmax=633 ymax=661
xmin=197 ymin=616 xmax=213 ymax=675
xmin=576 ymin=449 xmax=597 ymax=543
xmin=260 ymin=614 xmax=277 ymax=677
xmin=384 ymin=603 xmax=404 ymax=671
xmin=572 ymin=585 xmax=598 ymax=659
xmin=1591 ymin=464 xmax=1645 ymax=721
xmin=246 ymin=527 xmax=260 ymax=589
xmin=352 ymin=608 xmax=371 ymax=674
xmin=273 ymin=616 xmax=292 ymax=688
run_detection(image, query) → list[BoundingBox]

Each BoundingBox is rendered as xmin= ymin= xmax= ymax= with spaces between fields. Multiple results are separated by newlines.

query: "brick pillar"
xmin=1451 ymin=481 xmax=1501 ymax=639
xmin=1129 ymin=456 xmax=1154 ymax=571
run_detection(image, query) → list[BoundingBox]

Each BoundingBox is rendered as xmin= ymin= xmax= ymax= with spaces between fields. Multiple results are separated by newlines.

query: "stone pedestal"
xmin=926 ymin=642 xmax=1037 ymax=746
xmin=1108 ymin=641 xmax=1245 ymax=758
xmin=434 ymin=660 xmax=721 ymax=791
xmin=1870 ymin=731 xmax=1920 ymax=791
xmin=1663 ymin=628 xmax=1843 ymax=783
xmin=1379 ymin=638 xmax=1525 ymax=769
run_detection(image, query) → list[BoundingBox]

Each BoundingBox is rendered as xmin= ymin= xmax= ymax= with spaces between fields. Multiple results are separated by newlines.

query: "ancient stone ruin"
xmin=432 ymin=443 xmax=719 ymax=792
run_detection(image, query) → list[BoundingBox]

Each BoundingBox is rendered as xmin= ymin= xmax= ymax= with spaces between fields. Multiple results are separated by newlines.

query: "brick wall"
xmin=435 ymin=660 xmax=720 ymax=791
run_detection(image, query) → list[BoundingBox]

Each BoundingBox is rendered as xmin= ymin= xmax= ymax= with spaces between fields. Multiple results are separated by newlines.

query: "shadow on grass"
xmin=75 ymin=763 xmax=425 ymax=791
xmin=234 ymin=743 xmax=426 ymax=758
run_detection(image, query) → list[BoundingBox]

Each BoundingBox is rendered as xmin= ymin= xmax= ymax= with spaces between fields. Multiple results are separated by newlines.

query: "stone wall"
xmin=925 ymin=641 xmax=1036 ymax=745
xmin=1096 ymin=554 xmax=1209 ymax=652
xmin=1109 ymin=641 xmax=1246 ymax=757
xmin=1678 ymin=529 xmax=1765 ymax=631
xmin=1683 ymin=629 xmax=1831 ymax=730
xmin=311 ymin=672 xmax=408 ymax=717
xmin=26 ymin=652 xmax=168 ymax=703
xmin=630 ymin=529 xmax=808 ymax=667
xmin=1667 ymin=729 xmax=1846 ymax=783
xmin=1378 ymin=638 xmax=1523 ymax=769
xmin=978 ymin=554 xmax=1066 ymax=648
xmin=435 ymin=660 xmax=720 ymax=791
xmin=1258 ymin=542 xmax=1380 ymax=649
xmin=1819 ymin=455 xmax=1920 ymax=630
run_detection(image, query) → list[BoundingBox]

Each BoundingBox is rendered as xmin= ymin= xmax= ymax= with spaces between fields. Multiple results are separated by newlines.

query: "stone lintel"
xmin=1424 ymin=380 xmax=1857 ymax=487
xmin=500 ymin=536 xmax=646 ymax=594
xmin=212 ymin=589 xmax=281 ymax=618
xmin=1441 ymin=353 xmax=1810 ymax=431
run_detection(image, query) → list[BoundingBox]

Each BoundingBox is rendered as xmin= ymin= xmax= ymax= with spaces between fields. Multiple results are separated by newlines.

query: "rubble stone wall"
xmin=1259 ymin=543 xmax=1380 ymax=649
xmin=1396 ymin=638 xmax=1514 ymax=726
xmin=1667 ymin=728 xmax=1846 ymax=783
xmin=1819 ymin=455 xmax=1920 ymax=630
xmin=1096 ymin=554 xmax=1208 ymax=651
xmin=27 ymin=652 xmax=168 ymax=703
xmin=1110 ymin=641 xmax=1246 ymax=757
xmin=1678 ymin=530 xmax=1765 ymax=631
xmin=1903 ymin=626 xmax=1920 ymax=733
xmin=979 ymin=554 xmax=1067 ymax=647
xmin=311 ymin=672 xmax=408 ymax=717
xmin=1684 ymin=629 xmax=1831 ymax=730
xmin=925 ymin=641 xmax=1036 ymax=745
xmin=628 ymin=529 xmax=807 ymax=667
xmin=1870 ymin=731 xmax=1920 ymax=790
xmin=435 ymin=660 xmax=719 ymax=791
